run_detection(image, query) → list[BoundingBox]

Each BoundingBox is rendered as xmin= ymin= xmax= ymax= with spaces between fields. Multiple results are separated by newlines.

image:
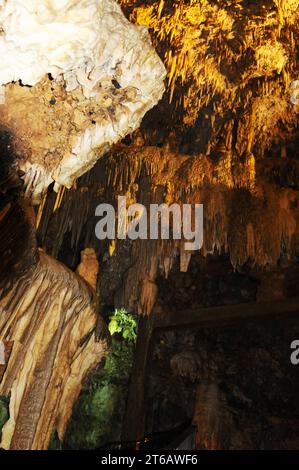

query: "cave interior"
xmin=1 ymin=0 xmax=299 ymax=451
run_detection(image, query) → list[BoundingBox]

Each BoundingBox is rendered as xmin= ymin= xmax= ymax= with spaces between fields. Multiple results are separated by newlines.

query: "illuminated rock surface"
xmin=1 ymin=0 xmax=299 ymax=451
xmin=0 ymin=0 xmax=166 ymax=202
xmin=0 ymin=246 xmax=108 ymax=450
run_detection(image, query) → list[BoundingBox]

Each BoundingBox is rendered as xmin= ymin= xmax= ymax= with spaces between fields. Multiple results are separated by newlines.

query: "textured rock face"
xmin=37 ymin=143 xmax=299 ymax=315
xmin=0 ymin=0 xmax=166 ymax=202
xmin=0 ymin=133 xmax=109 ymax=451
xmin=147 ymin=318 xmax=299 ymax=449
xmin=120 ymin=0 xmax=299 ymax=157
xmin=0 ymin=250 xmax=108 ymax=450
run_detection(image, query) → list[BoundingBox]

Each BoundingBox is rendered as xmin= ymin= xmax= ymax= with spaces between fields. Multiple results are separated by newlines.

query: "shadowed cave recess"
xmin=1 ymin=0 xmax=299 ymax=452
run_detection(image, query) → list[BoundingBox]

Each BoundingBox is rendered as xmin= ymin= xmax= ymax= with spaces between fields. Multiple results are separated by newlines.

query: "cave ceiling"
xmin=35 ymin=0 xmax=299 ymax=298
xmin=2 ymin=0 xmax=299 ymax=316
xmin=119 ymin=0 xmax=299 ymax=157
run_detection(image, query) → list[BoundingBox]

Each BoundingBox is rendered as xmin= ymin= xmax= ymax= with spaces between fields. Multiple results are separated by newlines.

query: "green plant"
xmin=60 ymin=308 xmax=137 ymax=449
xmin=108 ymin=308 xmax=137 ymax=343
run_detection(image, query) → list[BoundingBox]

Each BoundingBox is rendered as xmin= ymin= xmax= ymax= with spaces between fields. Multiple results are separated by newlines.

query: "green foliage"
xmin=0 ymin=395 xmax=10 ymax=440
xmin=108 ymin=308 xmax=137 ymax=343
xmin=60 ymin=309 xmax=137 ymax=450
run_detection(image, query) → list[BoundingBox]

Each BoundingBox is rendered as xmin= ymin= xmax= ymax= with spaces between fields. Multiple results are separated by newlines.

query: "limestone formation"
xmin=0 ymin=0 xmax=166 ymax=202
xmin=0 ymin=249 xmax=108 ymax=450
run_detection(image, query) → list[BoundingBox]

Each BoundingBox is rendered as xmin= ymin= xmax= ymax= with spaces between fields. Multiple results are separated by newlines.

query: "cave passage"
xmin=1 ymin=0 xmax=299 ymax=456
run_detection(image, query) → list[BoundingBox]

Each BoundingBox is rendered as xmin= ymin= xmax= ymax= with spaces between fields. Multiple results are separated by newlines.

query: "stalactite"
xmin=122 ymin=0 xmax=298 ymax=154
xmin=138 ymin=255 xmax=159 ymax=315
xmin=36 ymin=139 xmax=299 ymax=315
xmin=180 ymin=248 xmax=192 ymax=273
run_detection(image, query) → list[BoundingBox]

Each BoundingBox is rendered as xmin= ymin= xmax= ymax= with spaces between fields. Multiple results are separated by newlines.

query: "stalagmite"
xmin=76 ymin=248 xmax=99 ymax=291
xmin=192 ymin=382 xmax=232 ymax=450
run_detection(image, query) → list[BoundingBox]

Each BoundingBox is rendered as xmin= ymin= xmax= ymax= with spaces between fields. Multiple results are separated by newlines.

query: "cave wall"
xmin=0 ymin=136 xmax=109 ymax=450
xmin=146 ymin=309 xmax=299 ymax=449
xmin=1 ymin=0 xmax=299 ymax=451
xmin=37 ymin=140 xmax=299 ymax=316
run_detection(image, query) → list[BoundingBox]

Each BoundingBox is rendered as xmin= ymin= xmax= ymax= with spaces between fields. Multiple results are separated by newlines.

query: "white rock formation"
xmin=0 ymin=0 xmax=166 ymax=202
